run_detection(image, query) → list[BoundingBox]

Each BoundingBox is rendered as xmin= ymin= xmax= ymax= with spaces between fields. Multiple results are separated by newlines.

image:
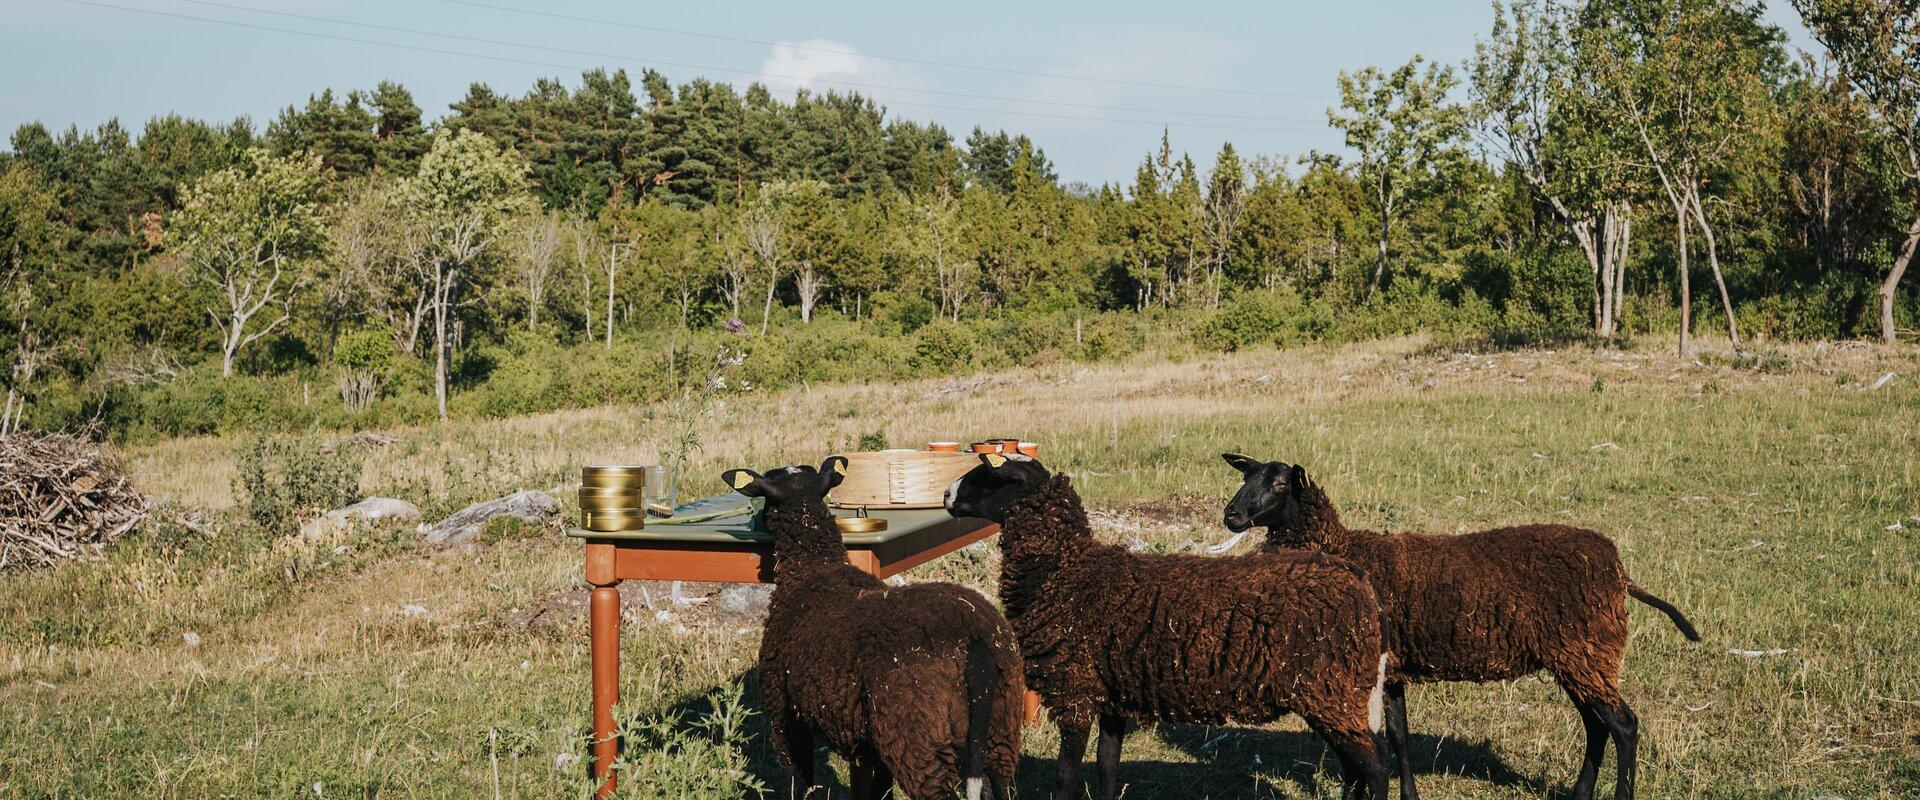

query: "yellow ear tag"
xmin=829 ymin=461 xmax=845 ymax=475
xmin=984 ymin=453 xmax=1008 ymax=468
xmin=731 ymin=472 xmax=755 ymax=489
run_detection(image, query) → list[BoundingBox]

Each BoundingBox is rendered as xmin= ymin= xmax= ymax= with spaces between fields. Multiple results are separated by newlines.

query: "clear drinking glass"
xmin=645 ymin=464 xmax=672 ymax=515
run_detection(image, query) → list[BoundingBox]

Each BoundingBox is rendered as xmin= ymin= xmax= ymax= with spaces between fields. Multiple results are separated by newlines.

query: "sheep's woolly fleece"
xmin=755 ymin=481 xmax=1023 ymax=800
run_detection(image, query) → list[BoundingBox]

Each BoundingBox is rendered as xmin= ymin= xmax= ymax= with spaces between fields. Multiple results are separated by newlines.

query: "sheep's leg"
xmin=1598 ymin=700 xmax=1638 ymax=800
xmin=867 ymin=761 xmax=897 ymax=800
xmin=1095 ymin=714 xmax=1127 ymax=800
xmin=1566 ymin=696 xmax=1608 ymax=800
xmin=1051 ymin=721 xmax=1091 ymax=800
xmin=849 ymin=750 xmax=895 ymax=800
xmin=781 ymin=717 xmax=816 ymax=799
xmin=1307 ymin=720 xmax=1388 ymax=800
xmin=1383 ymin=683 xmax=1417 ymax=800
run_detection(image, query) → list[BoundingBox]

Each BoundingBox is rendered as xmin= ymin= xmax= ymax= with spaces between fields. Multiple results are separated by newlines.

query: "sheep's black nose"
xmin=1223 ymin=512 xmax=1251 ymax=532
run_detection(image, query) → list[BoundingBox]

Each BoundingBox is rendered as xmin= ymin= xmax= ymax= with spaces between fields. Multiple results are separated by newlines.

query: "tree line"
xmin=2 ymin=0 xmax=1917 ymax=437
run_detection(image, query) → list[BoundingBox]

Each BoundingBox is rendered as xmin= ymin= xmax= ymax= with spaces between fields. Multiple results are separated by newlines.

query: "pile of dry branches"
xmin=1 ymin=431 xmax=147 ymax=570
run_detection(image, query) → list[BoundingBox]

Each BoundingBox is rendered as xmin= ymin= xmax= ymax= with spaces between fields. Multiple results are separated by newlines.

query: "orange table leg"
xmin=586 ymin=540 xmax=623 ymax=799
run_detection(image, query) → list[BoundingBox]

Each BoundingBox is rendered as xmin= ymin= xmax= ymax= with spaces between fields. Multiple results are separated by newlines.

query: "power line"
xmin=427 ymin=0 xmax=1338 ymax=102
xmin=167 ymin=0 xmax=1327 ymax=125
xmin=55 ymin=0 xmax=1339 ymax=134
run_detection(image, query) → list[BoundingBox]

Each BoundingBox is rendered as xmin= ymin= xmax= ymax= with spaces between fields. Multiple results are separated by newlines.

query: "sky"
xmin=1 ymin=0 xmax=1819 ymax=186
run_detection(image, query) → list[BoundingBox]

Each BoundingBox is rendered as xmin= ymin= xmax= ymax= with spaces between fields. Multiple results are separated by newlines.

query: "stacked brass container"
xmin=579 ymin=465 xmax=647 ymax=532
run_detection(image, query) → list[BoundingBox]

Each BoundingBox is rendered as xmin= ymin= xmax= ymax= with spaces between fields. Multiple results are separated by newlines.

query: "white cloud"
xmin=754 ymin=38 xmax=924 ymax=100
xmin=1016 ymin=29 xmax=1246 ymax=129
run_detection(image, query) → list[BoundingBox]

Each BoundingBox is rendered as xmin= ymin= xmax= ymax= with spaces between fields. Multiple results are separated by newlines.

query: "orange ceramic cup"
xmin=928 ymin=442 xmax=960 ymax=452
xmin=1016 ymin=442 xmax=1039 ymax=457
xmin=970 ymin=441 xmax=1000 ymax=454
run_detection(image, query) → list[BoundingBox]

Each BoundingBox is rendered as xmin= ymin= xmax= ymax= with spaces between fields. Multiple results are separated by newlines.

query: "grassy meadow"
xmin=3 ymin=336 xmax=1918 ymax=798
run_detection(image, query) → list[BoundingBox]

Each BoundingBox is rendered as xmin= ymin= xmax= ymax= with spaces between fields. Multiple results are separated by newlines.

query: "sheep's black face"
xmin=721 ymin=456 xmax=848 ymax=507
xmin=944 ymin=453 xmax=1051 ymax=523
xmin=1221 ymin=453 xmax=1309 ymax=536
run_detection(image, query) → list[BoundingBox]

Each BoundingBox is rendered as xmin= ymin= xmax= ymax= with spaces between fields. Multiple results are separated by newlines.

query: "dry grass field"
xmin=3 ymin=336 xmax=1918 ymax=798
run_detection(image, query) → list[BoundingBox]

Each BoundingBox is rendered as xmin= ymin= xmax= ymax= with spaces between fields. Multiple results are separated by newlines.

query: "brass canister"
xmin=582 ymin=464 xmax=648 ymax=490
xmin=835 ymin=517 xmax=888 ymax=533
xmin=581 ymin=507 xmax=648 ymax=532
xmin=579 ymin=486 xmax=645 ymax=511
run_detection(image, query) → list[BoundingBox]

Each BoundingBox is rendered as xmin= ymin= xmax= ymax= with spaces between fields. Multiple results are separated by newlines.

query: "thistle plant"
xmin=655 ymin=343 xmax=747 ymax=508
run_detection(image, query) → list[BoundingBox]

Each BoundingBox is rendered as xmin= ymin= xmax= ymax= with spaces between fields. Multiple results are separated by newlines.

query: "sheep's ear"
xmin=1287 ymin=464 xmax=1310 ymax=496
xmin=981 ymin=452 xmax=1009 ymax=469
xmin=722 ymin=468 xmax=765 ymax=496
xmin=819 ymin=456 xmax=849 ymax=490
xmin=1221 ymin=452 xmax=1260 ymax=475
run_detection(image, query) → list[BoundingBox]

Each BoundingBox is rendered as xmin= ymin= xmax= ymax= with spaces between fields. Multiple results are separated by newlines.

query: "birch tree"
xmin=1202 ymin=142 xmax=1249 ymax=309
xmin=168 ymin=149 xmax=324 ymax=377
xmin=1584 ymin=0 xmax=1776 ymax=354
xmin=741 ymin=191 xmax=786 ymax=334
xmin=513 ymin=211 xmax=564 ymax=331
xmin=570 ymin=219 xmax=599 ymax=339
xmin=393 ymin=129 xmax=532 ymax=420
xmin=1796 ymin=0 xmax=1920 ymax=343
xmin=1329 ymin=55 xmax=1470 ymax=300
xmin=902 ymin=189 xmax=977 ymax=321
xmin=1473 ymin=0 xmax=1636 ymax=337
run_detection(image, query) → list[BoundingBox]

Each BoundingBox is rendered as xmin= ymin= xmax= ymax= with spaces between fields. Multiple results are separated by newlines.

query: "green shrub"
xmin=233 ymin=431 xmax=363 ymax=534
xmin=910 ymin=322 xmax=977 ymax=372
xmin=1197 ymin=289 xmax=1308 ymax=352
xmin=872 ymin=290 xmax=935 ymax=333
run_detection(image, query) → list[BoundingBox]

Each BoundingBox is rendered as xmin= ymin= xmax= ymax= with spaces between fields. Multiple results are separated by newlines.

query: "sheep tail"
xmin=1628 ymin=582 xmax=1702 ymax=641
xmin=962 ymin=638 xmax=999 ymax=800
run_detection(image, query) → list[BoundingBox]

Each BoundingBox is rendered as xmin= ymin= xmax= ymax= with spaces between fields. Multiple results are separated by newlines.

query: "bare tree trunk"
xmin=603 ymin=242 xmax=625 ymax=349
xmin=1672 ymin=200 xmax=1692 ymax=357
xmin=795 ymin=261 xmax=821 ymax=323
xmin=1368 ymin=178 xmax=1393 ymax=302
xmin=1370 ymin=222 xmax=1389 ymax=301
xmin=1614 ymin=210 xmax=1630 ymax=335
xmin=433 ymin=261 xmax=455 ymax=421
xmin=1686 ymin=192 xmax=1740 ymax=348
xmin=1883 ymin=215 xmax=1920 ymax=344
xmin=1601 ymin=205 xmax=1631 ymax=340
xmin=761 ymin=262 xmax=778 ymax=334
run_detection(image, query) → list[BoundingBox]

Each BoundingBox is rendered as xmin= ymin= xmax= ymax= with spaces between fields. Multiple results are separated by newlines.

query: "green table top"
xmin=566 ymin=493 xmax=969 ymax=545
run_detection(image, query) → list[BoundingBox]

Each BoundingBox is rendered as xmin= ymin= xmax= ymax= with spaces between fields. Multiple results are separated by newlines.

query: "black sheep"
xmin=945 ymin=452 xmax=1390 ymax=800
xmin=1221 ymin=454 xmax=1702 ymax=800
xmin=725 ymin=457 xmax=1024 ymax=800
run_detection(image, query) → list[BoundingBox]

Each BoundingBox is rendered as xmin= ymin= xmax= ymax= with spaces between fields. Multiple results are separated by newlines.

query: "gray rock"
xmin=300 ymin=497 xmax=423 ymax=539
xmin=421 ymin=490 xmax=560 ymax=545
xmin=713 ymin=583 xmax=774 ymax=623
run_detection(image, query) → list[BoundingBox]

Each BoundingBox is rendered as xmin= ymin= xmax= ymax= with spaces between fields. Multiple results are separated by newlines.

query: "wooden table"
xmin=569 ymin=496 xmax=1011 ymax=798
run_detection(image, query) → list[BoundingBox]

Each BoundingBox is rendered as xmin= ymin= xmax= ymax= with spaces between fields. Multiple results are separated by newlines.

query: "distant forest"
xmin=3 ymin=0 xmax=1917 ymax=439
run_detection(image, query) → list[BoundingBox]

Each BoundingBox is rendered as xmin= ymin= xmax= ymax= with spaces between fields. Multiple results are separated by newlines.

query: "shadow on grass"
xmin=1139 ymin=722 xmax=1549 ymax=800
xmin=609 ymin=676 xmax=1548 ymax=799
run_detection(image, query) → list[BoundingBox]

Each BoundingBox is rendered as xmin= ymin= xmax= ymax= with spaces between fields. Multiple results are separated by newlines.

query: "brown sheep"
xmin=945 ymin=452 xmax=1391 ymax=800
xmin=724 ymin=458 xmax=1024 ymax=800
xmin=1221 ymin=454 xmax=1702 ymax=800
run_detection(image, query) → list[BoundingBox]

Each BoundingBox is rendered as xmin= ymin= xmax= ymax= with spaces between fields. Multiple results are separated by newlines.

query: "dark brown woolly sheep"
xmin=724 ymin=458 xmax=1024 ymax=800
xmin=1221 ymin=454 xmax=1702 ymax=800
xmin=945 ymin=452 xmax=1391 ymax=800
